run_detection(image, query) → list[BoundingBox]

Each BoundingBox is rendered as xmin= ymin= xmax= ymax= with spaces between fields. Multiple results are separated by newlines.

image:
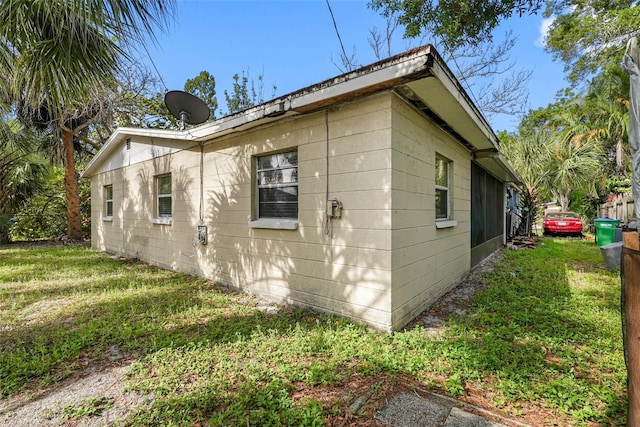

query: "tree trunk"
xmin=63 ymin=128 xmax=82 ymax=240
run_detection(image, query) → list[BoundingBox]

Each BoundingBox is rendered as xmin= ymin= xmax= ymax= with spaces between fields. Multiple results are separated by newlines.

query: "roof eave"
xmin=83 ymin=45 xmax=504 ymax=178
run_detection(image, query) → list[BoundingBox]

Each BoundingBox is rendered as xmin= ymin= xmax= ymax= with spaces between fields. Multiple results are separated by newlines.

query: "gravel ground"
xmin=0 ymin=362 xmax=150 ymax=426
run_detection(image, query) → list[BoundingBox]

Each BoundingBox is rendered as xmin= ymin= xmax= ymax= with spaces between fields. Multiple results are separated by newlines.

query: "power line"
xmin=325 ymin=0 xmax=355 ymax=71
xmin=140 ymin=42 xmax=169 ymax=92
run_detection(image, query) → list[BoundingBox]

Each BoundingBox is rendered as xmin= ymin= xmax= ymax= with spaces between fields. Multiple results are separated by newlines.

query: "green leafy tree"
xmin=0 ymin=120 xmax=49 ymax=244
xmin=224 ymin=69 xmax=277 ymax=115
xmin=0 ymin=0 xmax=175 ymax=240
xmin=545 ymin=1 xmax=640 ymax=85
xmin=185 ymin=71 xmax=218 ymax=120
xmin=500 ymin=130 xmax=553 ymax=234
xmin=369 ymin=0 xmax=545 ymax=48
xmin=583 ymin=65 xmax=630 ymax=178
xmin=10 ymin=167 xmax=91 ymax=241
xmin=370 ymin=1 xmax=640 ymax=85
xmin=184 ymin=71 xmax=218 ymax=120
xmin=550 ymin=124 xmax=604 ymax=211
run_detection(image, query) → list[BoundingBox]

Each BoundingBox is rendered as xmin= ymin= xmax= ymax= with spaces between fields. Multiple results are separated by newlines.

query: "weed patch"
xmin=0 ymin=240 xmax=627 ymax=425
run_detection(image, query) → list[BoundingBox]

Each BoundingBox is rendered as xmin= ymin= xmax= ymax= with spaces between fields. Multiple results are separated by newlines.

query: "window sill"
xmin=436 ymin=220 xmax=457 ymax=229
xmin=249 ymin=218 xmax=298 ymax=230
xmin=151 ymin=217 xmax=172 ymax=225
xmin=102 ymin=216 xmax=113 ymax=222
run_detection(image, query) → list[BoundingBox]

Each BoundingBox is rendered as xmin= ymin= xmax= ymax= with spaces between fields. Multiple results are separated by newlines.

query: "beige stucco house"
xmin=82 ymin=45 xmax=520 ymax=332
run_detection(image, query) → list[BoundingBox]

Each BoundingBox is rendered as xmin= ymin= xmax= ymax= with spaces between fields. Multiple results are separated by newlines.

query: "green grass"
xmin=0 ymin=239 xmax=627 ymax=425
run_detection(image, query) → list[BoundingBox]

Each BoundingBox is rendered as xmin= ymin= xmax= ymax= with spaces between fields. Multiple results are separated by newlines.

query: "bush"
xmin=10 ymin=168 xmax=90 ymax=241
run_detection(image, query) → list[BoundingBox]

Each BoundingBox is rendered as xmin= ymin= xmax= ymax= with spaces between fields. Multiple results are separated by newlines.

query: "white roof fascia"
xmin=83 ymin=46 xmax=504 ymax=178
xmin=287 ymin=55 xmax=430 ymax=110
xmin=82 ymin=49 xmax=434 ymax=178
xmin=425 ymin=54 xmax=500 ymax=152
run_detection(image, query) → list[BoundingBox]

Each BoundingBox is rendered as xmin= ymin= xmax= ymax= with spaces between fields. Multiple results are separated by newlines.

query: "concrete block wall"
xmin=388 ymin=95 xmax=471 ymax=329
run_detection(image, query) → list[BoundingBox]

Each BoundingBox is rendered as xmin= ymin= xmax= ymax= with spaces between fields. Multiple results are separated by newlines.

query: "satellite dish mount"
xmin=164 ymin=90 xmax=210 ymax=130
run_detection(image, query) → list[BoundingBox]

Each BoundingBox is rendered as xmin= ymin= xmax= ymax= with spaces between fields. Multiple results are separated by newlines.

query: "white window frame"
xmin=155 ymin=174 xmax=172 ymax=223
xmin=249 ymin=149 xmax=299 ymax=230
xmin=435 ymin=155 xmax=456 ymax=228
xmin=103 ymin=184 xmax=113 ymax=220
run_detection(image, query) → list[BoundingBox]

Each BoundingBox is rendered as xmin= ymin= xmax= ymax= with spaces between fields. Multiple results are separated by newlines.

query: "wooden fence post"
xmin=623 ymin=230 xmax=640 ymax=425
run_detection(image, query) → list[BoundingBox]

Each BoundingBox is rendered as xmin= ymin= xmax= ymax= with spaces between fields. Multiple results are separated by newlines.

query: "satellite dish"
xmin=164 ymin=90 xmax=210 ymax=130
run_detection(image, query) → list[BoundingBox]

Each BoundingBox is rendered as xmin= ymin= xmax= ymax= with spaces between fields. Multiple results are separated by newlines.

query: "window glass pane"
xmin=436 ymin=157 xmax=448 ymax=187
xmin=259 ymin=187 xmax=298 ymax=218
xmin=158 ymin=196 xmax=172 ymax=217
xmin=158 ymin=175 xmax=171 ymax=195
xmin=256 ymin=150 xmax=298 ymax=219
xmin=257 ymin=152 xmax=298 ymax=170
xmin=105 ymin=185 xmax=113 ymax=217
xmin=258 ymin=167 xmax=298 ymax=185
xmin=436 ymin=189 xmax=448 ymax=219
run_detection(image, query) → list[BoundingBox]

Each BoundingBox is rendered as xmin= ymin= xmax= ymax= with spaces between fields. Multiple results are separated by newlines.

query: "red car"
xmin=543 ymin=212 xmax=583 ymax=236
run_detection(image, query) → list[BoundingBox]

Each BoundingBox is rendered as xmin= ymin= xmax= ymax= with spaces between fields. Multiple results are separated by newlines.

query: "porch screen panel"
xmin=471 ymin=162 xmax=486 ymax=247
xmin=471 ymin=162 xmax=505 ymax=248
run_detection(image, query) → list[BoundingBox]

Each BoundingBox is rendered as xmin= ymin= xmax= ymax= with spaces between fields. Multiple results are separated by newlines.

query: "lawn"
xmin=0 ymin=239 xmax=627 ymax=426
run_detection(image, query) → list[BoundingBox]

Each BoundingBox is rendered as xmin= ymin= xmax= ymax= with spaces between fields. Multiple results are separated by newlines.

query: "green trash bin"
xmin=594 ymin=218 xmax=621 ymax=247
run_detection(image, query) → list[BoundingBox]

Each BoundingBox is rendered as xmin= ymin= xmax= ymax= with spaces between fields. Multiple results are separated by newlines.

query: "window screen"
xmin=436 ymin=156 xmax=450 ymax=220
xmin=104 ymin=185 xmax=113 ymax=217
xmin=157 ymin=174 xmax=172 ymax=218
xmin=256 ymin=150 xmax=298 ymax=219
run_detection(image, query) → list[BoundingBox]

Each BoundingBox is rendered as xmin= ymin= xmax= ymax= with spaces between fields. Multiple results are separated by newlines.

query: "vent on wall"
xmin=125 ymin=138 xmax=131 ymax=150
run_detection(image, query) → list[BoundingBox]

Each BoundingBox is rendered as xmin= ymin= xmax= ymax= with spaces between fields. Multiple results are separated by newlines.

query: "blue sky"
xmin=141 ymin=0 xmax=568 ymax=132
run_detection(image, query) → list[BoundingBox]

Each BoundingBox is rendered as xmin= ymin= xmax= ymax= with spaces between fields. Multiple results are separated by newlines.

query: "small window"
xmin=256 ymin=150 xmax=298 ymax=219
xmin=104 ymin=185 xmax=113 ymax=217
xmin=156 ymin=174 xmax=172 ymax=218
xmin=435 ymin=156 xmax=451 ymax=220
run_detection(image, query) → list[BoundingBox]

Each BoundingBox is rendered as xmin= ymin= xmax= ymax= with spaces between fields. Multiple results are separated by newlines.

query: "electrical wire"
xmin=140 ymin=42 xmax=169 ymax=92
xmin=326 ymin=0 xmax=355 ymax=71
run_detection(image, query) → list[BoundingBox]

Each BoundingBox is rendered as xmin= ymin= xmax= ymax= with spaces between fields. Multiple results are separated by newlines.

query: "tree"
xmin=437 ymin=31 xmax=532 ymax=119
xmin=545 ymin=1 xmax=640 ymax=85
xmin=369 ymin=0 xmax=545 ymax=48
xmin=223 ymin=70 xmax=277 ymax=115
xmin=550 ymin=123 xmax=604 ymax=211
xmin=0 ymin=120 xmax=49 ymax=244
xmin=584 ymin=65 xmax=630 ymax=177
xmin=365 ymin=12 xmax=532 ymax=121
xmin=369 ymin=1 xmax=640 ymax=85
xmin=0 ymin=0 xmax=175 ymax=240
xmin=111 ymin=61 xmax=174 ymax=131
xmin=9 ymin=166 xmax=92 ymax=241
xmin=184 ymin=71 xmax=218 ymax=120
xmin=500 ymin=130 xmax=553 ymax=234
xmin=368 ymin=15 xmax=402 ymax=61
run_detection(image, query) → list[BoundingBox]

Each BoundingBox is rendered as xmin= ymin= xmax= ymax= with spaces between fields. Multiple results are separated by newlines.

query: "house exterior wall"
xmin=91 ymin=93 xmax=397 ymax=331
xmin=389 ymin=96 xmax=471 ymax=329
xmin=90 ymin=92 xmax=483 ymax=332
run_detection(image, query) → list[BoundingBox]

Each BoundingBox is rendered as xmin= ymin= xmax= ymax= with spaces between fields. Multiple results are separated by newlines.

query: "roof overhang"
xmin=82 ymin=45 xmax=520 ymax=184
xmin=473 ymin=149 xmax=522 ymax=183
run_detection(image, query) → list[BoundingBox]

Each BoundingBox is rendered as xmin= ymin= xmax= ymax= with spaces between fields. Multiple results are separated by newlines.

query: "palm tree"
xmin=0 ymin=120 xmax=49 ymax=244
xmin=500 ymin=130 xmax=554 ymax=234
xmin=586 ymin=66 xmax=630 ymax=177
xmin=551 ymin=114 xmax=605 ymax=212
xmin=0 ymin=0 xmax=174 ymax=240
